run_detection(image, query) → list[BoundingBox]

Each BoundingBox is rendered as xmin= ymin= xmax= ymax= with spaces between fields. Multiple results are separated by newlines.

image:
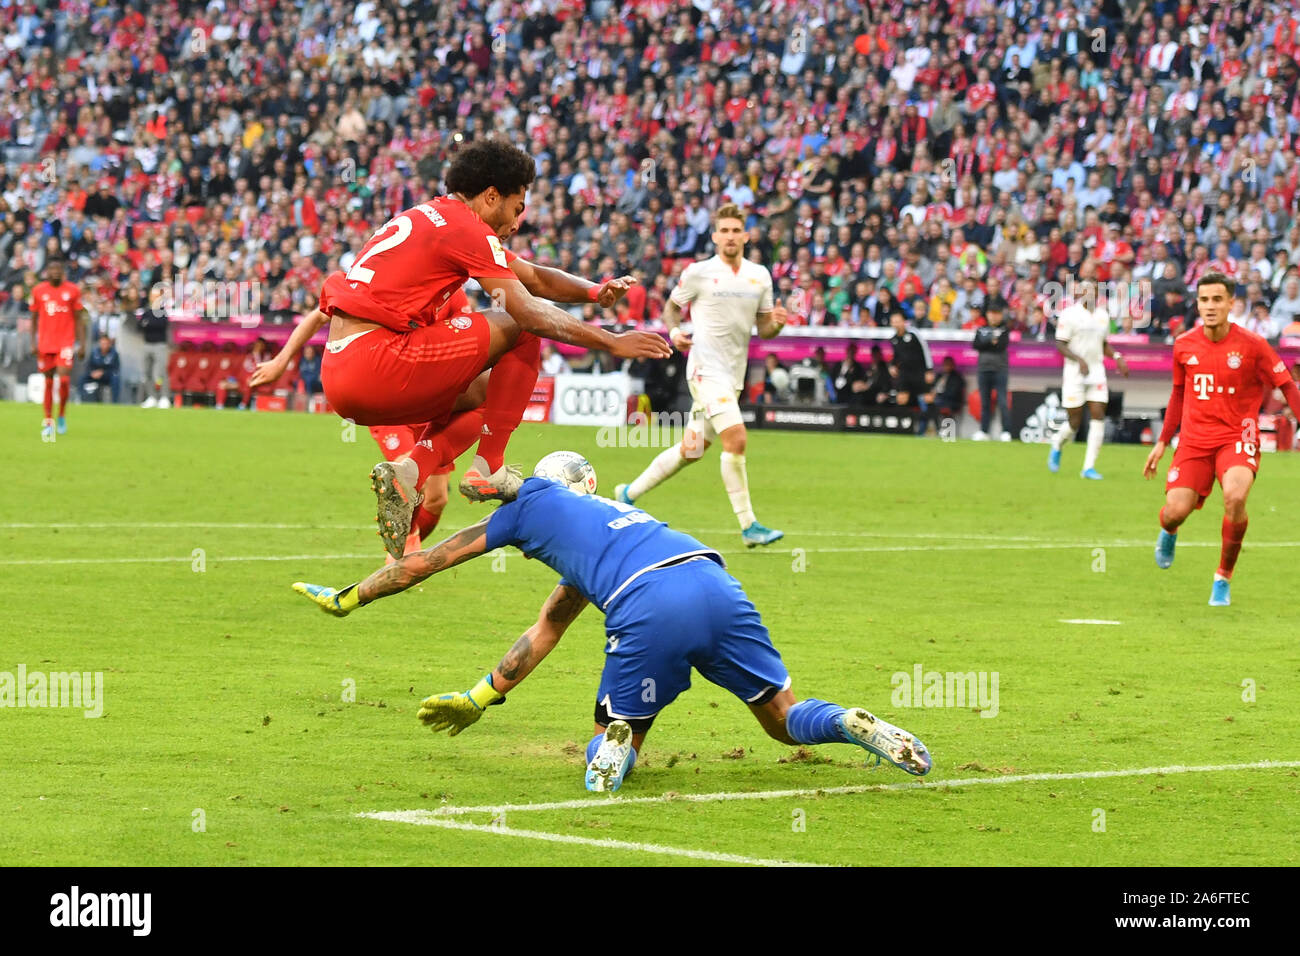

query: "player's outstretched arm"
xmin=250 ymin=307 xmax=328 ymax=387
xmin=358 ymin=519 xmax=490 ymax=603
xmin=509 ymin=257 xmax=638 ymax=309
xmin=477 ymin=275 xmax=670 ymax=359
xmin=290 ymin=518 xmax=490 ymax=617
xmin=417 ymin=585 xmax=589 ymax=735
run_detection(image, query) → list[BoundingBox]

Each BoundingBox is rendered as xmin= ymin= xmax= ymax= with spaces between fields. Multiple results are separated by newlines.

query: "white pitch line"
xmin=0 ymin=521 xmax=369 ymax=530
xmin=0 ymin=553 xmax=380 ymax=567
xmin=414 ymin=759 xmax=1300 ymax=817
xmin=6 ymin=540 xmax=1300 ymax=567
xmin=356 ymin=814 xmax=823 ymax=867
xmin=1060 ymin=618 xmax=1124 ymax=625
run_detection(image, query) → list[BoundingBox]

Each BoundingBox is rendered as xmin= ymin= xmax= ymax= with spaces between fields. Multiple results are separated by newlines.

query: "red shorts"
xmin=38 ymin=347 xmax=75 ymax=373
xmin=1166 ymin=441 xmax=1260 ymax=509
xmin=321 ymin=314 xmax=490 ymax=425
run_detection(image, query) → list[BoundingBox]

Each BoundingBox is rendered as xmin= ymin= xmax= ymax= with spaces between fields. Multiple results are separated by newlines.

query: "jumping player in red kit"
xmin=30 ymin=260 xmax=89 ymax=439
xmin=314 ymin=138 xmax=669 ymax=558
xmin=1144 ymin=271 xmax=1300 ymax=606
xmin=256 ymin=199 xmax=642 ymax=558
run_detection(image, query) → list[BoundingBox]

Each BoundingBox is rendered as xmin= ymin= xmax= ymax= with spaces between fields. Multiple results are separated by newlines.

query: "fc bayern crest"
xmin=1226 ymin=352 xmax=1242 ymax=369
xmin=385 ymin=434 xmax=400 ymax=450
xmin=1167 ymin=467 xmax=1179 ymax=483
xmin=449 ymin=314 xmax=473 ymax=330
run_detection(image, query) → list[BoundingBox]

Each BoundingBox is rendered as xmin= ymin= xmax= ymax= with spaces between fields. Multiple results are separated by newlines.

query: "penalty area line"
xmin=355 ymin=813 xmax=824 ymax=868
xmin=411 ymin=759 xmax=1300 ymax=817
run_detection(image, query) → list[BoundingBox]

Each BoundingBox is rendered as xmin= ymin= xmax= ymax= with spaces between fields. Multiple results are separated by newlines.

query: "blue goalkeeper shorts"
xmin=595 ymin=556 xmax=791 ymax=729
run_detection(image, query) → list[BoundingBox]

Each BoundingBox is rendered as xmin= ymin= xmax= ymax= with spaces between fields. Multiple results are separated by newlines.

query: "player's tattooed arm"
xmin=490 ymin=585 xmax=588 ymax=694
xmin=356 ymin=519 xmax=490 ymax=604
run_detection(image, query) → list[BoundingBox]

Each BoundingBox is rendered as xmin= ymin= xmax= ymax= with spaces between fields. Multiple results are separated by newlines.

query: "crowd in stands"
xmin=4 ymin=0 xmax=1300 ymax=406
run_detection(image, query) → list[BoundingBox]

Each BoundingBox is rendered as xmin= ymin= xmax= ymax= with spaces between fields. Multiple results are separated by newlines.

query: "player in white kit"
xmin=1047 ymin=279 xmax=1129 ymax=479
xmin=615 ymin=204 xmax=788 ymax=546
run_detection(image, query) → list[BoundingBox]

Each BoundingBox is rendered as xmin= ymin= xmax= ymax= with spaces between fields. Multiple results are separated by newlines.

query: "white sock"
xmin=1052 ymin=423 xmax=1076 ymax=452
xmin=628 ymin=444 xmax=687 ymax=500
xmin=719 ymin=451 xmax=756 ymax=529
xmin=1083 ymin=420 xmax=1104 ymax=471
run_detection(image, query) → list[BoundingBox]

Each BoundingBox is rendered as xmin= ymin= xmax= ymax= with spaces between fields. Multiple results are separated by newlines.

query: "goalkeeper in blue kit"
xmin=293 ymin=452 xmax=931 ymax=792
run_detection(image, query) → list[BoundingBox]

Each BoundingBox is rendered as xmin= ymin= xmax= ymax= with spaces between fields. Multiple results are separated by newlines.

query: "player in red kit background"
xmin=317 ymin=138 xmax=668 ymax=559
xmin=1143 ymin=271 xmax=1300 ymax=606
xmin=30 ymin=260 xmax=89 ymax=439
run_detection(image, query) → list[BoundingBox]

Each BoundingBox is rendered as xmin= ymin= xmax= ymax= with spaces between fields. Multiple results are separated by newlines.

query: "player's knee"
xmin=1222 ymin=492 xmax=1248 ymax=517
xmin=720 ymin=430 xmax=747 ymax=455
xmin=681 ymin=435 xmax=708 ymax=460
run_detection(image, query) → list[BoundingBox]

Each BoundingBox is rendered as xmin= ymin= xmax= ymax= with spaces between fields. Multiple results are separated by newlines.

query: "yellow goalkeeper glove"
xmin=291 ymin=582 xmax=361 ymax=617
xmin=417 ymin=675 xmax=504 ymax=736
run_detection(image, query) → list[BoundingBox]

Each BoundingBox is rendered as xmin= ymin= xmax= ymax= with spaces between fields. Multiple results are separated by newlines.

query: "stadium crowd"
xmin=3 ymin=0 xmax=1300 ymax=401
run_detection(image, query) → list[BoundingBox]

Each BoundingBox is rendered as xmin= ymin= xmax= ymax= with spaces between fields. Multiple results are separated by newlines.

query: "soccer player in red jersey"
xmin=316 ymin=139 xmax=668 ymax=558
xmin=30 ymin=260 xmax=89 ymax=439
xmin=1143 ymin=271 xmax=1300 ymax=605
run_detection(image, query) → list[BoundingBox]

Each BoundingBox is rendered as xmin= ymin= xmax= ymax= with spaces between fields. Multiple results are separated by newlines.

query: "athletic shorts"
xmin=595 ymin=556 xmax=791 ymax=726
xmin=687 ymin=374 xmax=744 ymax=443
xmin=1061 ymin=369 xmax=1108 ymax=409
xmin=1166 ymin=441 xmax=1259 ymax=510
xmin=321 ymin=314 xmax=490 ymax=426
xmin=38 ymin=347 xmax=75 ymax=373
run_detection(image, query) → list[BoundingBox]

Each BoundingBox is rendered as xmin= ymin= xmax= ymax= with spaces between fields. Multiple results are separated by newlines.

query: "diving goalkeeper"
xmin=292 ymin=452 xmax=931 ymax=792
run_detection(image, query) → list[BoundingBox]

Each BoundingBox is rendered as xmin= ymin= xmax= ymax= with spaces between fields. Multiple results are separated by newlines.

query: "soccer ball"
xmin=533 ymin=451 xmax=598 ymax=495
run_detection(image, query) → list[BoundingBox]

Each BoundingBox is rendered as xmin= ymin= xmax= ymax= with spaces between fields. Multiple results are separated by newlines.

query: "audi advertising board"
xmin=550 ymin=373 xmax=632 ymax=427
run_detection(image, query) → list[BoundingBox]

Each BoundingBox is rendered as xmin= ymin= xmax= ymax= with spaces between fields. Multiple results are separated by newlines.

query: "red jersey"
xmin=319 ymin=198 xmax=516 ymax=333
xmin=30 ymin=281 xmax=83 ymax=352
xmin=1172 ymin=324 xmax=1292 ymax=447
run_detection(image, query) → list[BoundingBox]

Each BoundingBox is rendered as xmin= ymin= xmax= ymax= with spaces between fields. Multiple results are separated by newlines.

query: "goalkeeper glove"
xmin=291 ymin=581 xmax=361 ymax=617
xmin=417 ymin=675 xmax=504 ymax=736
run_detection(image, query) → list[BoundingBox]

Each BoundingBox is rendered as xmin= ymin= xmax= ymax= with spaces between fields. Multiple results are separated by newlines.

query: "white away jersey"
xmin=1055 ymin=302 xmax=1110 ymax=384
xmin=669 ymin=256 xmax=775 ymax=391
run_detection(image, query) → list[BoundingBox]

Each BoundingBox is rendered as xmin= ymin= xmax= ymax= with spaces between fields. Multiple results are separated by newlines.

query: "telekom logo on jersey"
xmin=1191 ymin=373 xmax=1237 ymax=400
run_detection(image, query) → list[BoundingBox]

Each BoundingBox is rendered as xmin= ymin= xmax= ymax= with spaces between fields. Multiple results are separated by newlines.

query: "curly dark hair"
xmin=1197 ymin=270 xmax=1236 ymax=297
xmin=446 ymin=138 xmax=536 ymax=200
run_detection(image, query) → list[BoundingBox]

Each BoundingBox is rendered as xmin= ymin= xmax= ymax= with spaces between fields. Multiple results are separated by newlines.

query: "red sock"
xmin=476 ymin=331 xmax=540 ymax=472
xmin=412 ymin=503 xmax=443 ymax=539
xmin=42 ymin=376 xmax=53 ymax=418
xmin=1158 ymin=506 xmax=1183 ymax=534
xmin=1217 ymin=516 xmax=1248 ymax=579
xmin=58 ymin=375 xmax=70 ymax=416
xmin=408 ymin=410 xmax=484 ymax=487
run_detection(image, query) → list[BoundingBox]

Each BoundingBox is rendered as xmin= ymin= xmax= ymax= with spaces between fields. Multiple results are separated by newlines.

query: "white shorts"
xmin=687 ymin=374 xmax=744 ymax=443
xmin=1061 ymin=370 xmax=1108 ymax=409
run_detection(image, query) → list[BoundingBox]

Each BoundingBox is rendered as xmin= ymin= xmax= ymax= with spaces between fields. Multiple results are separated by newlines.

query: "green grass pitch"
xmin=1 ymin=400 xmax=1297 ymax=866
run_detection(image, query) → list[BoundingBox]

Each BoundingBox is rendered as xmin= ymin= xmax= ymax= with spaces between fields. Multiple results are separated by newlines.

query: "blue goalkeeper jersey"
xmin=483 ymin=478 xmax=724 ymax=612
